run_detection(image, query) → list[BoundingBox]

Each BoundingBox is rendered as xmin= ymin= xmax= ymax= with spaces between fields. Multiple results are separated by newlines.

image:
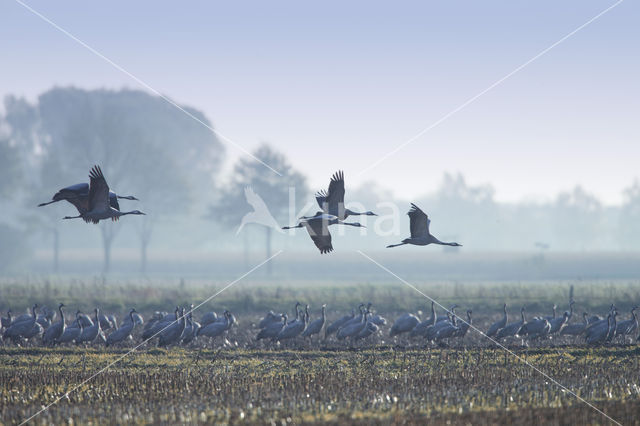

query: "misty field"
xmin=1 ymin=279 xmax=640 ymax=424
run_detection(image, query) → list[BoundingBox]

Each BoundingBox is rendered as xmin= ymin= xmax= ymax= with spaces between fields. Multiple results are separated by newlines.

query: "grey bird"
xmin=615 ymin=307 xmax=638 ymax=342
xmin=182 ymin=311 xmax=201 ymax=345
xmin=387 ymin=204 xmax=462 ymax=248
xmin=337 ymin=312 xmax=368 ymax=340
xmin=198 ymin=311 xmax=233 ymax=346
xmin=158 ymin=308 xmax=186 ymax=347
xmin=76 ymin=308 xmax=102 ymax=344
xmin=486 ymin=304 xmax=508 ymax=337
xmin=42 ymin=303 xmax=65 ymax=345
xmin=1 ymin=310 xmax=12 ymax=329
xmin=390 ymin=312 xmax=420 ymax=337
xmin=58 ymin=311 xmax=84 ymax=344
xmin=586 ymin=313 xmax=614 ymax=345
xmin=302 ymin=304 xmax=326 ymax=340
xmin=71 ymin=312 xmax=94 ymax=329
xmin=454 ymin=310 xmax=473 ymax=339
xmin=257 ymin=314 xmax=287 ymax=341
xmin=123 ymin=311 xmax=144 ymax=326
xmin=62 ymin=165 xmax=145 ymax=224
xmin=519 ymin=318 xmax=551 ymax=340
xmin=560 ymin=312 xmax=589 ymax=336
xmin=355 ymin=312 xmax=379 ymax=341
xmin=38 ymin=181 xmax=138 ymax=224
xmin=200 ymin=311 xmax=219 ymax=327
xmin=496 ymin=307 xmax=526 ymax=340
xmin=548 ymin=311 xmax=571 ymax=335
xmin=410 ymin=302 xmax=437 ymax=338
xmin=314 ymin=170 xmax=377 ymax=220
xmin=277 ymin=306 xmax=308 ymax=341
xmin=325 ymin=309 xmax=355 ymax=337
xmin=106 ymin=309 xmax=138 ymax=347
xmin=283 ymin=212 xmax=364 ymax=254
xmin=3 ymin=304 xmax=38 ymax=342
xmin=258 ymin=311 xmax=281 ymax=329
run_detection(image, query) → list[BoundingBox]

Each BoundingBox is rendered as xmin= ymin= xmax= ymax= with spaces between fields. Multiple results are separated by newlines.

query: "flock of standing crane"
xmin=1 ymin=300 xmax=637 ymax=349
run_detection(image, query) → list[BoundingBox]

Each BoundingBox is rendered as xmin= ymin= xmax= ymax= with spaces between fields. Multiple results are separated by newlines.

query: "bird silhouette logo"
xmin=236 ymin=187 xmax=284 ymax=235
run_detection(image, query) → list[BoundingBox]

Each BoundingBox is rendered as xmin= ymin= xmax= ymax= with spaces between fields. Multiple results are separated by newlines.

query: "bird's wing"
xmin=53 ymin=183 xmax=89 ymax=201
xmin=315 ymin=189 xmax=328 ymax=210
xmin=65 ymin=197 xmax=90 ymax=215
xmin=109 ymin=192 xmax=120 ymax=221
xmin=88 ymin=165 xmax=111 ymax=211
xmin=305 ymin=219 xmax=333 ymax=254
xmin=109 ymin=191 xmax=120 ymax=211
xmin=408 ymin=203 xmax=430 ymax=238
xmin=324 ymin=171 xmax=345 ymax=211
xmin=50 ymin=183 xmax=89 ymax=213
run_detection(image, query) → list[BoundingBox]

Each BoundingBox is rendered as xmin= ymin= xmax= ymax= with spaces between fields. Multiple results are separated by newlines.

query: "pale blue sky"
xmin=1 ymin=0 xmax=638 ymax=204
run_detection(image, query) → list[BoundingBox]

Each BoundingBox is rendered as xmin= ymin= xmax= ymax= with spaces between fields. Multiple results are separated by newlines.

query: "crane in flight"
xmin=283 ymin=212 xmax=363 ymax=254
xmin=313 ymin=171 xmax=377 ymax=220
xmin=387 ymin=203 xmax=462 ymax=249
xmin=39 ymin=181 xmax=138 ymax=223
xmin=61 ymin=166 xmax=145 ymax=224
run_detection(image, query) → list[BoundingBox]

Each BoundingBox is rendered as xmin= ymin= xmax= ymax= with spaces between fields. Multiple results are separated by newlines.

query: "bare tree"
xmin=3 ymin=87 xmax=225 ymax=274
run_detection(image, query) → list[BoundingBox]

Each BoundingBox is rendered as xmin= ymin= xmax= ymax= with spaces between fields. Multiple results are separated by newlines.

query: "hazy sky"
xmin=1 ymin=1 xmax=638 ymax=204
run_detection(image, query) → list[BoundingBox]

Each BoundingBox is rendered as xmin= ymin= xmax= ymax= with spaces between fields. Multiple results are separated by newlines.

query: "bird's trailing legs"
xmin=386 ymin=242 xmax=408 ymax=248
xmin=63 ymin=214 xmax=82 ymax=220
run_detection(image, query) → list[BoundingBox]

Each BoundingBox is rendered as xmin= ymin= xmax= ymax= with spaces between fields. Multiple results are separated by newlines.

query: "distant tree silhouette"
xmin=3 ymin=87 xmax=224 ymax=274
xmin=553 ymin=186 xmax=602 ymax=250
xmin=618 ymin=180 xmax=640 ymax=250
xmin=209 ymin=144 xmax=308 ymax=272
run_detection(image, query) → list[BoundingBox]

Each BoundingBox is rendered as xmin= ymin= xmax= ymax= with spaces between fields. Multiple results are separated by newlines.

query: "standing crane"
xmin=106 ymin=309 xmax=138 ymax=347
xmin=387 ymin=204 xmax=462 ymax=248
xmin=62 ymin=166 xmax=145 ymax=223
xmin=410 ymin=302 xmax=437 ymax=338
xmin=3 ymin=304 xmax=38 ymax=343
xmin=77 ymin=308 xmax=102 ymax=345
xmin=496 ymin=307 xmax=526 ymax=340
xmin=486 ymin=304 xmax=508 ymax=337
xmin=301 ymin=304 xmax=326 ymax=341
xmin=42 ymin=303 xmax=65 ymax=345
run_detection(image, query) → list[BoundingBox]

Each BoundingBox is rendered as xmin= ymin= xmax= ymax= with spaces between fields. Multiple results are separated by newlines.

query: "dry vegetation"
xmin=1 ymin=279 xmax=639 ymax=424
xmin=1 ymin=346 xmax=639 ymax=425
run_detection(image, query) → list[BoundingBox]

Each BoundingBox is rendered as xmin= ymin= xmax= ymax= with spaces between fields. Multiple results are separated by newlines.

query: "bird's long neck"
xmin=338 ymin=221 xmax=361 ymax=227
xmin=130 ymin=311 xmax=135 ymax=324
xmin=59 ymin=306 xmax=64 ymax=323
